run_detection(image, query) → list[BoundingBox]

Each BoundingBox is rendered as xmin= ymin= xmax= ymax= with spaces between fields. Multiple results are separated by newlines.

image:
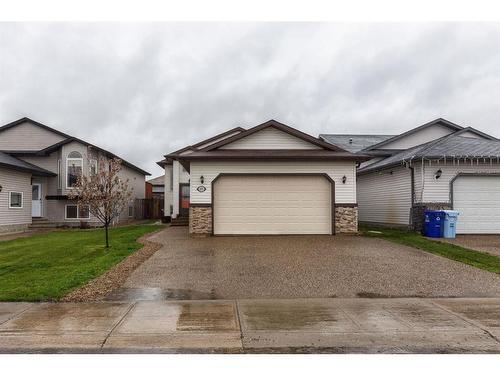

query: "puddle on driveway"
xmin=104 ymin=287 xmax=218 ymax=301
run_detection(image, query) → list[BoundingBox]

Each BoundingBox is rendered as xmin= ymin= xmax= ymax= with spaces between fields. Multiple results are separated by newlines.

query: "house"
xmin=0 ymin=117 xmax=149 ymax=234
xmin=145 ymin=175 xmax=165 ymax=199
xmin=321 ymin=118 xmax=500 ymax=234
xmin=158 ymin=120 xmax=368 ymax=236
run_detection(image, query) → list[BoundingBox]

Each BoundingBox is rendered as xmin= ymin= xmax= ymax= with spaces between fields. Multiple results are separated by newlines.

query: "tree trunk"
xmin=105 ymin=224 xmax=109 ymax=248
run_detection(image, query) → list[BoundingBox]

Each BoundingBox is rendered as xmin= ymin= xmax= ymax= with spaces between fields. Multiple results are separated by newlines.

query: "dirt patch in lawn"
xmin=61 ymin=232 xmax=163 ymax=302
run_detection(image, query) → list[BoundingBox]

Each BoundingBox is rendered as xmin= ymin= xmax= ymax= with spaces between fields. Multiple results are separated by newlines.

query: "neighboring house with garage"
xmin=321 ymin=118 xmax=500 ymax=234
xmin=145 ymin=175 xmax=165 ymax=199
xmin=0 ymin=117 xmax=149 ymax=233
xmin=158 ymin=120 xmax=367 ymax=235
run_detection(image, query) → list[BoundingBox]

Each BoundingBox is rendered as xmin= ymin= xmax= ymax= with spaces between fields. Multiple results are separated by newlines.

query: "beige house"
xmin=0 ymin=117 xmax=149 ymax=233
xmin=158 ymin=120 xmax=368 ymax=236
xmin=321 ymin=118 xmax=500 ymax=234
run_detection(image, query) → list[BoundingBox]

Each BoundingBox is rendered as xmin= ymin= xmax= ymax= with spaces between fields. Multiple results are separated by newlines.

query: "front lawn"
xmin=361 ymin=226 xmax=500 ymax=275
xmin=0 ymin=223 xmax=162 ymax=301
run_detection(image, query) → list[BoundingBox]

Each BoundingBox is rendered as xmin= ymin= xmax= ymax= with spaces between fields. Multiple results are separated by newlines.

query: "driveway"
xmin=108 ymin=227 xmax=500 ymax=300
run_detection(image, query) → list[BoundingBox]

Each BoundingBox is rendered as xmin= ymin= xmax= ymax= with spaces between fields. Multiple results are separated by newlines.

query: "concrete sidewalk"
xmin=1 ymin=298 xmax=500 ymax=353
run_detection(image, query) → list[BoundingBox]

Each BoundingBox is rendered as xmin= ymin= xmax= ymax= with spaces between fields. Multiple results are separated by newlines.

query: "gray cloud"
xmin=1 ymin=22 xmax=500 ymax=177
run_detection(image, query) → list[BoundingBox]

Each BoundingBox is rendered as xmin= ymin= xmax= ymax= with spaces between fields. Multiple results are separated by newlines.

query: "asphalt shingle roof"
xmin=0 ymin=151 xmax=56 ymax=176
xmin=358 ymin=133 xmax=500 ymax=174
xmin=320 ymin=134 xmax=395 ymax=153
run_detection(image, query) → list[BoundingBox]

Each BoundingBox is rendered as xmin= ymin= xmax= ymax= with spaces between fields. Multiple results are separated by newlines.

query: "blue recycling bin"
xmin=424 ymin=210 xmax=445 ymax=238
xmin=442 ymin=210 xmax=459 ymax=238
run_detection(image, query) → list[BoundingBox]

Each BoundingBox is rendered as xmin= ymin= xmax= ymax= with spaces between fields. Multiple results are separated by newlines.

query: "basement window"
xmin=65 ymin=204 xmax=90 ymax=219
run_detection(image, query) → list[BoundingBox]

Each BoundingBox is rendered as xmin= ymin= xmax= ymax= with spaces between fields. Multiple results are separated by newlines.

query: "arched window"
xmin=68 ymin=151 xmax=82 ymax=158
xmin=67 ymin=151 xmax=83 ymax=188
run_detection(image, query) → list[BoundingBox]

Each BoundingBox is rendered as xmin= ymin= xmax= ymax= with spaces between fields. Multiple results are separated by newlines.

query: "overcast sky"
xmin=1 ymin=23 xmax=499 ymax=177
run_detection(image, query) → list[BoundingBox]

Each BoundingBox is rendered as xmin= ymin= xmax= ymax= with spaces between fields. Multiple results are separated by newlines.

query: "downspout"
xmin=409 ymin=166 xmax=415 ymax=228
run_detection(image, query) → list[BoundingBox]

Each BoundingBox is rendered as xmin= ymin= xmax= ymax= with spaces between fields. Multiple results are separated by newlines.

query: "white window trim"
xmin=65 ymin=204 xmax=90 ymax=220
xmin=90 ymin=159 xmax=98 ymax=175
xmin=57 ymin=159 xmax=62 ymax=189
xmin=8 ymin=191 xmax=23 ymax=209
xmin=66 ymin=157 xmax=83 ymax=189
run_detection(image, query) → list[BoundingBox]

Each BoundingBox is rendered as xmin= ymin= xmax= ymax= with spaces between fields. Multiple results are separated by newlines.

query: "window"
xmin=169 ymin=167 xmax=173 ymax=191
xmin=9 ymin=192 xmax=23 ymax=208
xmin=67 ymin=152 xmax=83 ymax=188
xmin=90 ymin=159 xmax=98 ymax=175
xmin=65 ymin=204 xmax=90 ymax=219
xmin=57 ymin=159 xmax=62 ymax=189
xmin=128 ymin=205 xmax=133 ymax=217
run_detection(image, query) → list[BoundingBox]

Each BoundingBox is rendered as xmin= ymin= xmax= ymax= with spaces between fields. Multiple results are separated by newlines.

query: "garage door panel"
xmin=214 ymin=175 xmax=332 ymax=235
xmin=453 ymin=176 xmax=500 ymax=234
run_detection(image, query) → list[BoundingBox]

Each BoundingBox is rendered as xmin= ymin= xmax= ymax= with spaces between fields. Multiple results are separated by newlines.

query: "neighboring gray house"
xmin=321 ymin=118 xmax=500 ymax=234
xmin=0 ymin=117 xmax=149 ymax=234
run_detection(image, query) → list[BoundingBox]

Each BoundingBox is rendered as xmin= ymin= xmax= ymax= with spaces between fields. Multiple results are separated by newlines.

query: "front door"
xmin=31 ymin=183 xmax=42 ymax=217
xmin=179 ymin=184 xmax=190 ymax=217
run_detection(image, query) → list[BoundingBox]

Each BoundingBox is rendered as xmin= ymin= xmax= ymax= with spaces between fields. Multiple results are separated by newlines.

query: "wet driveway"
xmin=108 ymin=226 xmax=500 ymax=300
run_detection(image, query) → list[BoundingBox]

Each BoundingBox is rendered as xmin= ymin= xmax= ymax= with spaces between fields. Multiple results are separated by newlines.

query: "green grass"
xmin=361 ymin=226 xmax=500 ymax=274
xmin=0 ymin=223 xmax=163 ymax=301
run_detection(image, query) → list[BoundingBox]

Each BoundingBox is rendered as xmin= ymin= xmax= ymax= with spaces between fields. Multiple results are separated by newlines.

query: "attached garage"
xmin=213 ymin=174 xmax=333 ymax=235
xmin=453 ymin=175 xmax=500 ymax=234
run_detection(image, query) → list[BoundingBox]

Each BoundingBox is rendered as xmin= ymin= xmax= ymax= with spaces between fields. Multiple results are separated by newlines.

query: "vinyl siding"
xmin=220 ymin=127 xmax=321 ymax=150
xmin=377 ymin=124 xmax=455 ymax=150
xmin=190 ymin=160 xmax=357 ymax=204
xmin=0 ymin=167 xmax=32 ymax=227
xmin=0 ymin=121 xmax=66 ymax=150
xmin=357 ymin=166 xmax=412 ymax=225
xmin=420 ymin=160 xmax=500 ymax=203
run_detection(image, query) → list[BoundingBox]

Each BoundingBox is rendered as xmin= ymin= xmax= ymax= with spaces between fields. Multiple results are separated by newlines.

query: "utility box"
xmin=442 ymin=210 xmax=459 ymax=239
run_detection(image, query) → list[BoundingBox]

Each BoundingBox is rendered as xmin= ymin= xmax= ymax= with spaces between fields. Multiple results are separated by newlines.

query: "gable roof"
xmin=166 ymin=126 xmax=246 ymax=157
xmin=0 ymin=117 xmax=150 ymax=175
xmin=319 ymin=134 xmax=395 ymax=153
xmin=202 ymin=120 xmax=348 ymax=152
xmin=358 ymin=132 xmax=500 ymax=174
xmin=0 ymin=117 xmax=72 ymax=139
xmin=362 ymin=118 xmax=465 ymax=151
xmin=0 ymin=151 xmax=56 ymax=176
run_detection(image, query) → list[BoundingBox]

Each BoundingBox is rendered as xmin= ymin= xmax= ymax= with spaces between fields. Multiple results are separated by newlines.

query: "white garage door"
xmin=453 ymin=176 xmax=500 ymax=234
xmin=213 ymin=175 xmax=332 ymax=235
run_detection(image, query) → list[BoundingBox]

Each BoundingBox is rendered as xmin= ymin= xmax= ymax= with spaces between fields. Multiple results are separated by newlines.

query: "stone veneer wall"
xmin=411 ymin=202 xmax=452 ymax=233
xmin=335 ymin=205 xmax=358 ymax=234
xmin=0 ymin=223 xmax=29 ymax=234
xmin=189 ymin=206 xmax=212 ymax=236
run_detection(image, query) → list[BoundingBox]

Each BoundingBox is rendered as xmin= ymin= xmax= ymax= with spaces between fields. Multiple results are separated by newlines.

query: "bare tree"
xmin=68 ymin=155 xmax=133 ymax=248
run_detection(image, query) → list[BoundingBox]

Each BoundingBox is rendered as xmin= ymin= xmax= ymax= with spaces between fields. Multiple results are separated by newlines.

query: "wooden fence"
xmin=134 ymin=198 xmax=164 ymax=219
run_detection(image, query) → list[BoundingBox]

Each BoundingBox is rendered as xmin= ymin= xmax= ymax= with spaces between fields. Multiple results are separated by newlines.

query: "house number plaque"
xmin=196 ymin=186 xmax=207 ymax=193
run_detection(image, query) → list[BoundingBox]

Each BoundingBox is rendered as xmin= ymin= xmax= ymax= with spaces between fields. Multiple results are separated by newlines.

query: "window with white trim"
xmin=65 ymin=204 xmax=90 ymax=219
xmin=90 ymin=159 xmax=98 ymax=175
xmin=57 ymin=159 xmax=62 ymax=189
xmin=67 ymin=151 xmax=83 ymax=188
xmin=9 ymin=192 xmax=23 ymax=208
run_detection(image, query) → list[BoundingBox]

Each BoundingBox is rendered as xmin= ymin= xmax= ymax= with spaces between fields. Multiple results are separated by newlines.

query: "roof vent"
xmin=349 ymin=138 xmax=353 ymax=144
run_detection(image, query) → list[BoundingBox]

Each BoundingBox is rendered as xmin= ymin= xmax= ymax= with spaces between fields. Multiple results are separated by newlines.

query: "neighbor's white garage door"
xmin=453 ymin=176 xmax=500 ymax=234
xmin=213 ymin=175 xmax=332 ymax=235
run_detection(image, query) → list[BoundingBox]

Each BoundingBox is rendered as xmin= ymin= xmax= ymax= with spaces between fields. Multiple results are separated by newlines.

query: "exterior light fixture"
xmin=200 ymin=175 xmax=204 ymax=184
xmin=435 ymin=169 xmax=442 ymax=179
xmin=0 ymin=185 xmax=2 ymax=192
xmin=342 ymin=175 xmax=347 ymax=184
